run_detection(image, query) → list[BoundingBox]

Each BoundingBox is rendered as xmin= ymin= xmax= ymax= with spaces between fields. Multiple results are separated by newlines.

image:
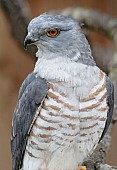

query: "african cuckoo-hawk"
xmin=11 ymin=13 xmax=114 ymax=170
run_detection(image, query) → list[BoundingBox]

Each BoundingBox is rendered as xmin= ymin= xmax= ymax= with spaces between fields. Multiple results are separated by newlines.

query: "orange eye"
xmin=47 ymin=28 xmax=60 ymax=37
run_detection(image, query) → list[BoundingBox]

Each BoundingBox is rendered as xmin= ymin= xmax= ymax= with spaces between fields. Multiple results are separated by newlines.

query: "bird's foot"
xmin=77 ymin=166 xmax=87 ymax=170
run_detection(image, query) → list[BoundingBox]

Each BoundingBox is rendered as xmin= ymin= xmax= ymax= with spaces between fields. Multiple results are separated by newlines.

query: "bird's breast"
xmin=29 ymin=82 xmax=81 ymax=151
xmin=23 ymin=70 xmax=108 ymax=170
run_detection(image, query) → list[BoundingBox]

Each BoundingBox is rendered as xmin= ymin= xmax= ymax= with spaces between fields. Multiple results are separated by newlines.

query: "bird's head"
xmin=24 ymin=13 xmax=95 ymax=65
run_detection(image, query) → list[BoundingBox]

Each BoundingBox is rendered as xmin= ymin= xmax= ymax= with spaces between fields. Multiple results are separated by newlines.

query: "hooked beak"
xmin=24 ymin=35 xmax=38 ymax=49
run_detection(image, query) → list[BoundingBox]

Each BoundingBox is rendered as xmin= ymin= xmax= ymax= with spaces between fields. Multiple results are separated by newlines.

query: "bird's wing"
xmin=99 ymin=76 xmax=114 ymax=141
xmin=11 ymin=72 xmax=49 ymax=170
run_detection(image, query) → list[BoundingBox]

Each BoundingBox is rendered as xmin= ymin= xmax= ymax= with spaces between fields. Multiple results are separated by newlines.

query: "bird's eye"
xmin=46 ymin=28 xmax=60 ymax=37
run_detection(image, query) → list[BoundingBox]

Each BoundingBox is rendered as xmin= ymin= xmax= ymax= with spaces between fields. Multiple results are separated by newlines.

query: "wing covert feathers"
xmin=11 ymin=72 xmax=48 ymax=170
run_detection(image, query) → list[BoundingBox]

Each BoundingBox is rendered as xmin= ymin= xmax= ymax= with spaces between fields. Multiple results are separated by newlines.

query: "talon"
xmin=77 ymin=166 xmax=87 ymax=170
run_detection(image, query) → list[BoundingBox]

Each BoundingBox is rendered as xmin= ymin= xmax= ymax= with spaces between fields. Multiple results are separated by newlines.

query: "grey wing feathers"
xmin=18 ymin=72 xmax=36 ymax=100
xmin=100 ymin=76 xmax=114 ymax=141
xmin=11 ymin=72 xmax=48 ymax=170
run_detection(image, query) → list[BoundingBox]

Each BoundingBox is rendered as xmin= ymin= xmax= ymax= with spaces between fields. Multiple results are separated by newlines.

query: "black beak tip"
xmin=24 ymin=38 xmax=32 ymax=49
xmin=24 ymin=36 xmax=38 ymax=49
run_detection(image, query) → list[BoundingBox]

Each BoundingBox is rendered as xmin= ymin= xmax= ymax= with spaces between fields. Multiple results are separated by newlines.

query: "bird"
xmin=11 ymin=13 xmax=114 ymax=170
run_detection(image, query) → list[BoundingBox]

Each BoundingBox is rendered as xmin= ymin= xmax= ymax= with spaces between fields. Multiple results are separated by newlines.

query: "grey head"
xmin=24 ymin=13 xmax=96 ymax=65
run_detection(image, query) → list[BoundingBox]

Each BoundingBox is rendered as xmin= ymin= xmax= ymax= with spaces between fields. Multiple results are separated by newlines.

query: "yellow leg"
xmin=77 ymin=166 xmax=87 ymax=170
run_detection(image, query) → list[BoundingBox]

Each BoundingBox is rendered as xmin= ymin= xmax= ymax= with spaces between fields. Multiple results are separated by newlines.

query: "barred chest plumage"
xmin=22 ymin=64 xmax=108 ymax=170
